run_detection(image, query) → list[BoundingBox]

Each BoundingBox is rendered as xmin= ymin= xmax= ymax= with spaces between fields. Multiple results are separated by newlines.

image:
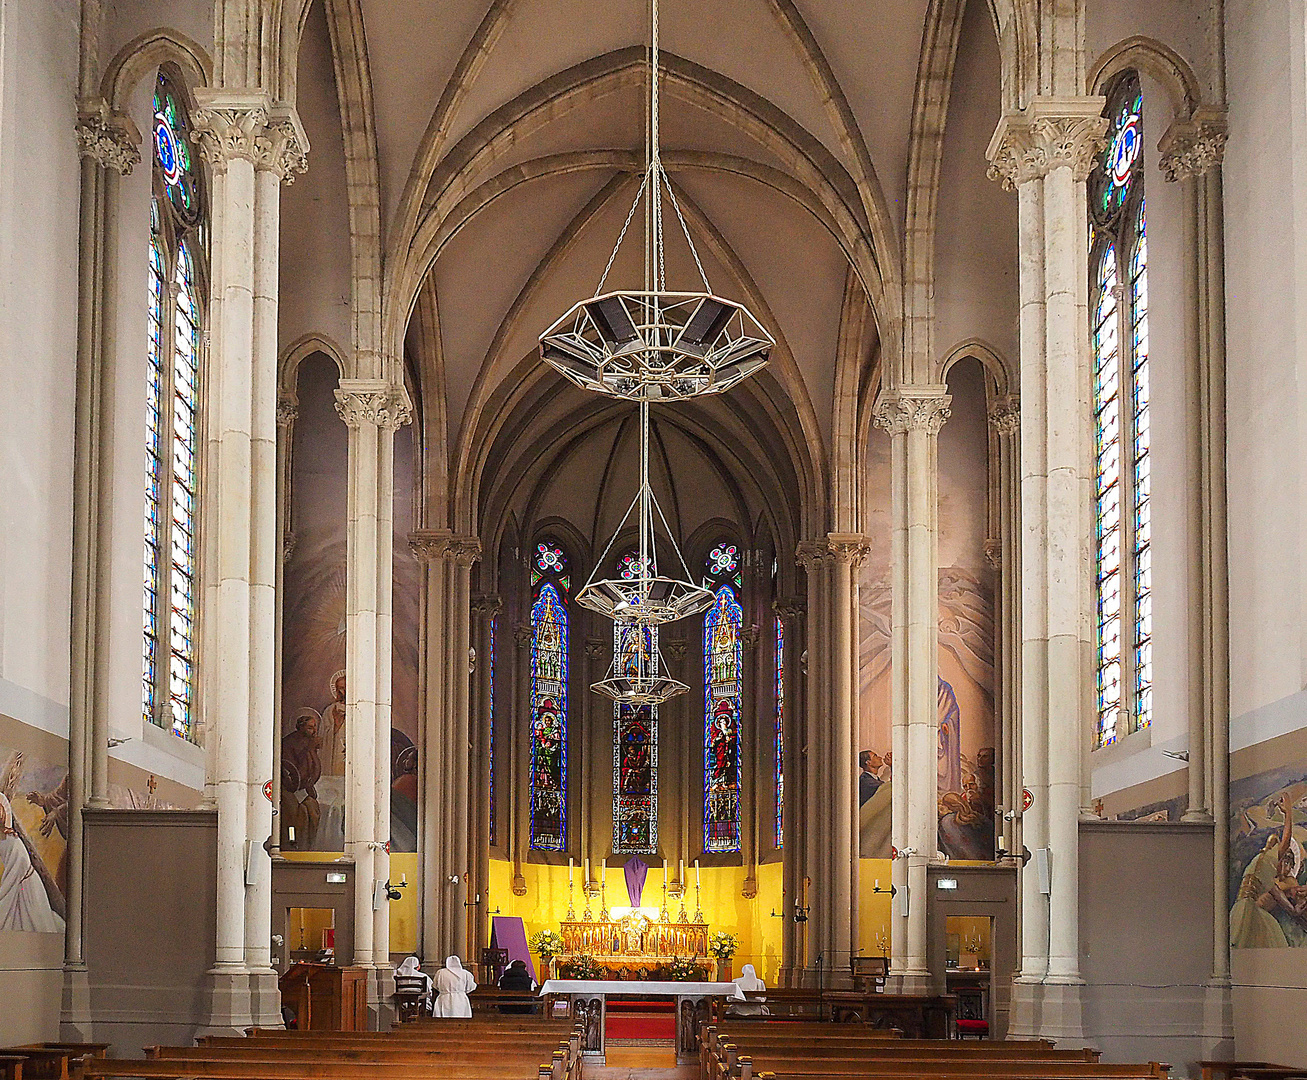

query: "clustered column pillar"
xmin=469 ymin=594 xmax=502 ymax=962
xmin=64 ymin=100 xmax=142 ymax=1037
xmin=335 ymin=381 xmax=412 ymax=1024
xmin=407 ymin=532 xmax=480 ymax=965
xmin=191 ymin=92 xmax=308 ymax=1033
xmin=795 ymin=542 xmax=829 ymax=985
xmin=873 ymin=391 xmax=950 ymax=995
xmin=1160 ymin=107 xmax=1234 ymax=1052
xmin=987 ymin=97 xmax=1106 ymax=1041
xmin=773 ymin=597 xmax=805 ymax=985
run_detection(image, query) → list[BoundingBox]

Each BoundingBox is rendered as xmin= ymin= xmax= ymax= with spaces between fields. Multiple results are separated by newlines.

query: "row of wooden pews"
xmin=70 ymin=1018 xmax=581 ymax=1080
xmin=701 ymin=1021 xmax=1170 ymax=1080
xmin=0 ymin=1044 xmax=109 ymax=1080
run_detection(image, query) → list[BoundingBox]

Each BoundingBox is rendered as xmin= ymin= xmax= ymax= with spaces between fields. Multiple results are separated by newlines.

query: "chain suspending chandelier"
xmin=538 ymin=0 xmax=771 ymax=705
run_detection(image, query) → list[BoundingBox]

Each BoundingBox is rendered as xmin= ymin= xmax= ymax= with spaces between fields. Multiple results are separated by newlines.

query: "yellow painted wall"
xmin=858 ymin=858 xmax=893 ymax=960
xmin=275 ymin=851 xmax=419 ymax=957
xmin=487 ymin=858 xmax=786 ymax=983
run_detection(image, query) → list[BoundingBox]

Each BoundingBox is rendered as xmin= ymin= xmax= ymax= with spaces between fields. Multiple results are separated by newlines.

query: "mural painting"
xmin=1229 ymin=761 xmax=1307 ymax=948
xmin=279 ymin=354 xmax=420 ymax=853
xmin=857 ymin=360 xmax=997 ymax=861
xmin=0 ymin=742 xmax=178 ymax=934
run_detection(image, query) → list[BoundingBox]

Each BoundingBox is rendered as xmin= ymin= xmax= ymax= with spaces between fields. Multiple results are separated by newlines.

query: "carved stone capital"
xmin=983 ymin=538 xmax=1002 ymax=570
xmin=987 ymin=395 xmax=1020 ymax=435
xmin=585 ymin=638 xmax=606 ymax=661
xmin=986 ymin=97 xmax=1109 ymax=191
xmin=75 ymin=101 xmax=141 ymax=175
xmin=663 ymin=639 xmax=688 ymax=661
xmin=772 ymin=597 xmax=807 ymax=623
xmin=741 ymin=624 xmax=761 ymax=651
xmin=334 ymin=380 xmax=412 ymax=430
xmin=827 ymin=532 xmax=871 ymax=568
xmin=1159 ymin=108 xmax=1228 ymax=182
xmin=472 ymin=594 xmax=503 ymax=618
xmin=514 ymin=624 xmax=532 ymax=649
xmin=191 ymin=93 xmax=309 ymax=183
xmin=282 ymin=531 xmax=297 ymax=563
xmin=276 ymin=397 xmax=299 ymax=428
xmin=450 ymin=537 xmax=482 ymax=567
xmin=795 ymin=539 xmax=829 ymax=573
xmin=873 ymin=390 xmax=952 ymax=437
xmin=408 ymin=529 xmax=453 ymax=563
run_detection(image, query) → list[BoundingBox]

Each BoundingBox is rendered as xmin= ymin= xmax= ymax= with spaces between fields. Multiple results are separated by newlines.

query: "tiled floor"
xmin=586 ymin=1045 xmax=695 ymax=1079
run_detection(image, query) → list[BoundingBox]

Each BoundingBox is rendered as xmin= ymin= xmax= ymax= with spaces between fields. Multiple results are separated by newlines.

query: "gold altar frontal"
xmin=559 ymin=912 xmax=712 ymax=980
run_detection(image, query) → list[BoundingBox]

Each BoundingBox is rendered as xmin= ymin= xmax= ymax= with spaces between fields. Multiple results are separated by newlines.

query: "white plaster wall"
xmin=101 ymin=0 xmax=213 ymax=83
xmin=1224 ymin=0 xmax=1304 ymax=718
xmin=0 ymin=0 xmax=79 ymax=715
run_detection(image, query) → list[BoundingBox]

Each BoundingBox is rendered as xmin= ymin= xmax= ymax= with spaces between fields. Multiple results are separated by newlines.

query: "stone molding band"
xmin=986 ymin=97 xmax=1109 ymax=191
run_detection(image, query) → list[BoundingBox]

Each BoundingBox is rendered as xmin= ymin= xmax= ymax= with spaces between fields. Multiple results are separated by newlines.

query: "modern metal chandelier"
xmin=539 ymin=0 xmax=771 ymax=706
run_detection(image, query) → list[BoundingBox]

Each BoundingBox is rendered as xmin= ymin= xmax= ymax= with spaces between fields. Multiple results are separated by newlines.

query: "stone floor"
xmin=586 ymin=1045 xmax=694 ymax=1079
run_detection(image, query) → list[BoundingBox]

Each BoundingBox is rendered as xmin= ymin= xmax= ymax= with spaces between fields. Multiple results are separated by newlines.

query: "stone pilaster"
xmin=989 ymin=97 xmax=1104 ymax=1042
xmin=772 ymin=597 xmax=805 ymax=984
xmin=874 ymin=391 xmax=949 ymax=995
xmin=470 ymin=593 xmax=502 ymax=965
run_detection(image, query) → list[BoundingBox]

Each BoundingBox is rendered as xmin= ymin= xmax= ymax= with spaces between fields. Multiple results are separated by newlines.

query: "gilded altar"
xmin=558 ymin=912 xmax=713 ymax=979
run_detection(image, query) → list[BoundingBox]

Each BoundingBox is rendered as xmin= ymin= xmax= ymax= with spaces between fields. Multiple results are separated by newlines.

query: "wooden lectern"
xmin=279 ymin=963 xmax=368 ymax=1031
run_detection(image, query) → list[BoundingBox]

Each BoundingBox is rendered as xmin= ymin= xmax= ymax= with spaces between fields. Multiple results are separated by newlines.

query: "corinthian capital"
xmin=873 ymin=390 xmax=952 ymax=436
xmin=987 ymin=395 xmax=1020 ymax=435
xmin=276 ymin=396 xmax=299 ymax=428
xmin=191 ymin=92 xmax=309 ymax=183
xmin=827 ymin=532 xmax=871 ymax=568
xmin=408 ymin=529 xmax=453 ymax=563
xmin=795 ymin=540 xmax=829 ymax=573
xmin=472 ymin=594 xmax=503 ymax=618
xmin=334 ymin=380 xmax=412 ymax=429
xmin=986 ymin=97 xmax=1108 ymax=191
xmin=772 ymin=597 xmax=806 ymax=623
xmin=75 ymin=101 xmax=141 ymax=175
xmin=1159 ymin=107 xmax=1228 ymax=182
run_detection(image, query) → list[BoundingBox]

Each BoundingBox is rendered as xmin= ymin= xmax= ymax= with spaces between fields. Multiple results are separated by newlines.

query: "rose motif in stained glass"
xmin=1108 ymin=111 xmax=1140 ymax=189
xmin=708 ymin=544 xmax=738 ymax=576
xmin=536 ymin=541 xmax=566 ymax=574
xmin=154 ymin=115 xmax=183 ymax=187
xmin=620 ymin=552 xmax=646 ymax=580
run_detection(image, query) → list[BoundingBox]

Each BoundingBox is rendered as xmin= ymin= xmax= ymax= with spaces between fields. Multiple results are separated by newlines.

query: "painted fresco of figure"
xmin=938 ymin=678 xmax=962 ymax=796
xmin=281 ymin=708 xmax=323 ymax=850
xmin=1231 ymin=789 xmax=1307 ymax=948
xmin=0 ymin=754 xmax=65 ymax=934
xmin=391 ymin=729 xmax=419 ymax=852
xmin=322 ymin=670 xmax=347 ymax=776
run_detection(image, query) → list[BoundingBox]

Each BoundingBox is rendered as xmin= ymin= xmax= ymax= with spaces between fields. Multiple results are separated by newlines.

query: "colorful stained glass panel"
xmin=703 ymin=584 xmax=743 ymax=853
xmin=529 ymin=583 xmax=568 ymax=850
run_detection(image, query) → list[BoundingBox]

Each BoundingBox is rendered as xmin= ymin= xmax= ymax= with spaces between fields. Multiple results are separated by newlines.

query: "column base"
xmin=197 ymin=968 xmax=258 ymax=1037
xmin=60 ymin=963 xmax=94 ymax=1041
xmin=1181 ymin=810 xmax=1214 ymax=824
xmin=884 ymin=969 xmax=932 ymax=996
xmin=1007 ymin=978 xmax=1086 ymax=1043
xmin=1201 ymin=978 xmax=1235 ymax=1058
xmin=250 ymin=968 xmax=284 ymax=1029
xmin=367 ymin=965 xmax=395 ymax=1031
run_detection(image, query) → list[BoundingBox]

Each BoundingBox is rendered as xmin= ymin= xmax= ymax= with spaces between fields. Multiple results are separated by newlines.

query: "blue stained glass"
xmin=142 ymin=233 xmax=166 ymax=728
xmin=703 ymin=584 xmax=743 ymax=853
xmin=529 ymin=583 xmax=568 ymax=850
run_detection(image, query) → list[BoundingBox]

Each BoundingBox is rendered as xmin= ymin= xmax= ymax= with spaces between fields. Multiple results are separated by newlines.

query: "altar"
xmin=539 ymin=979 xmax=743 ymax=1064
xmin=557 ymin=911 xmax=713 ymax=980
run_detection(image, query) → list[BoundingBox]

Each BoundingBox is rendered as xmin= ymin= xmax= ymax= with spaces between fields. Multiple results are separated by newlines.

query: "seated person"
xmin=497 ymin=958 xmax=537 ymax=1014
xmin=393 ymin=955 xmax=434 ymax=1017
xmin=726 ymin=963 xmax=769 ymax=1017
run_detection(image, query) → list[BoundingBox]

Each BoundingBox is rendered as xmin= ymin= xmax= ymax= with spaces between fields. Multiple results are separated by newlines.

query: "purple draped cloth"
xmin=490 ymin=915 xmax=535 ymax=982
xmin=624 ymin=856 xmax=648 ymax=908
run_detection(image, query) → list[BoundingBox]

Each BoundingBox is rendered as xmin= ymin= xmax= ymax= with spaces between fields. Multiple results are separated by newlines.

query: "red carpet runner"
xmin=605 ymin=1000 xmax=677 ymax=1042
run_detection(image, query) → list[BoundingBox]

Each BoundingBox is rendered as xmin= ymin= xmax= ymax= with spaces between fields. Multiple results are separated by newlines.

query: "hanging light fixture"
xmin=538 ymin=0 xmax=774 ymax=402
xmin=540 ymin=0 xmax=770 ymax=706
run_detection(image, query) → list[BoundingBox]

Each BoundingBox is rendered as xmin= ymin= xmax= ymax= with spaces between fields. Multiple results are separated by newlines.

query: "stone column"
xmin=192 ymin=93 xmax=307 ymax=1033
xmin=773 ymin=598 xmax=805 ymax=984
xmin=448 ymin=539 xmax=481 ymax=960
xmin=471 ymin=594 xmax=502 ymax=962
xmin=335 ymin=381 xmax=411 ymax=1022
xmin=1161 ymin=108 xmax=1234 ymax=1050
xmin=827 ymin=534 xmax=869 ymax=981
xmin=65 ymin=100 xmax=141 ymax=1037
xmin=271 ymin=398 xmax=298 ymax=860
xmin=410 ymin=530 xmax=451 ymax=959
xmin=988 ymin=97 xmax=1106 ymax=1040
xmin=873 ymin=392 xmax=950 ymax=995
xmin=512 ymin=623 xmax=531 ymax=897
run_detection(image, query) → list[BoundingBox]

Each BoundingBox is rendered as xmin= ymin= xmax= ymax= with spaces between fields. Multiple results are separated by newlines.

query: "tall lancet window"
xmin=703 ymin=542 xmax=743 ymax=853
xmin=1090 ymin=70 xmax=1151 ymax=746
xmin=613 ymin=552 xmax=658 ymax=853
xmin=142 ymin=70 xmax=206 ymax=741
xmin=529 ymin=540 xmax=570 ymax=850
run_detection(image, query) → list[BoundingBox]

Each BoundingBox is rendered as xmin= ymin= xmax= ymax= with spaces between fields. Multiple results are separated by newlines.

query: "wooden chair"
xmin=392 ymin=975 xmax=430 ymax=1023
xmin=954 ymin=985 xmax=988 ymax=1040
xmin=850 ymin=957 xmax=888 ymax=993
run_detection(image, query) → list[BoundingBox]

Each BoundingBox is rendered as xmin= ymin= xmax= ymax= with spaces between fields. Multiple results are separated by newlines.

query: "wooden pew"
xmin=81 ymin=1056 xmax=560 ymax=1080
xmin=0 ymin=1055 xmax=28 ymax=1080
xmin=1200 ymin=1065 xmax=1307 ymax=1080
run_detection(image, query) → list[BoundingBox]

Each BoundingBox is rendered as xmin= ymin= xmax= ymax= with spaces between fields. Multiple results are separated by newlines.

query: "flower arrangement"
xmin=669 ymin=955 xmax=700 ymax=980
xmin=708 ymin=932 xmax=739 ymax=960
xmin=567 ymin=954 xmax=602 ymax=980
xmin=528 ymin=929 xmax=565 ymax=960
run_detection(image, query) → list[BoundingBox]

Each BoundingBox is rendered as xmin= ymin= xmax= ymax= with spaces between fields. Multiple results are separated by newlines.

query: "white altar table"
xmin=539 ymin=979 xmax=744 ymax=1064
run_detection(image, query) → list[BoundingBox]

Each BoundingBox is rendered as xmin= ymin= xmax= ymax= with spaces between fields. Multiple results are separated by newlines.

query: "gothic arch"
xmin=1088 ymin=35 xmax=1203 ymax=116
xmin=102 ymin=28 xmax=213 ymax=113
xmin=278 ymin=333 xmax=348 ymax=400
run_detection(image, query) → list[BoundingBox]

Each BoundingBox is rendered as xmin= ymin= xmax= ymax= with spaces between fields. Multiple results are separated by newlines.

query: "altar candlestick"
xmin=695 ymin=859 xmax=701 ymax=889
xmin=679 ymin=859 xmax=684 ymax=883
xmin=569 ymin=857 xmax=574 ymax=886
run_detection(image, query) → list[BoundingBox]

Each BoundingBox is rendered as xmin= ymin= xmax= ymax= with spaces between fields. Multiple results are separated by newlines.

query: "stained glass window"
xmin=142 ymin=70 xmax=205 ymax=742
xmin=613 ymin=553 xmax=658 ymax=852
xmin=1090 ymin=70 xmax=1150 ymax=746
xmin=774 ymin=613 xmax=784 ymax=849
xmin=532 ymin=540 xmax=569 ymax=591
xmin=703 ymin=543 xmax=743 ymax=853
xmin=530 ymin=545 xmax=569 ymax=850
